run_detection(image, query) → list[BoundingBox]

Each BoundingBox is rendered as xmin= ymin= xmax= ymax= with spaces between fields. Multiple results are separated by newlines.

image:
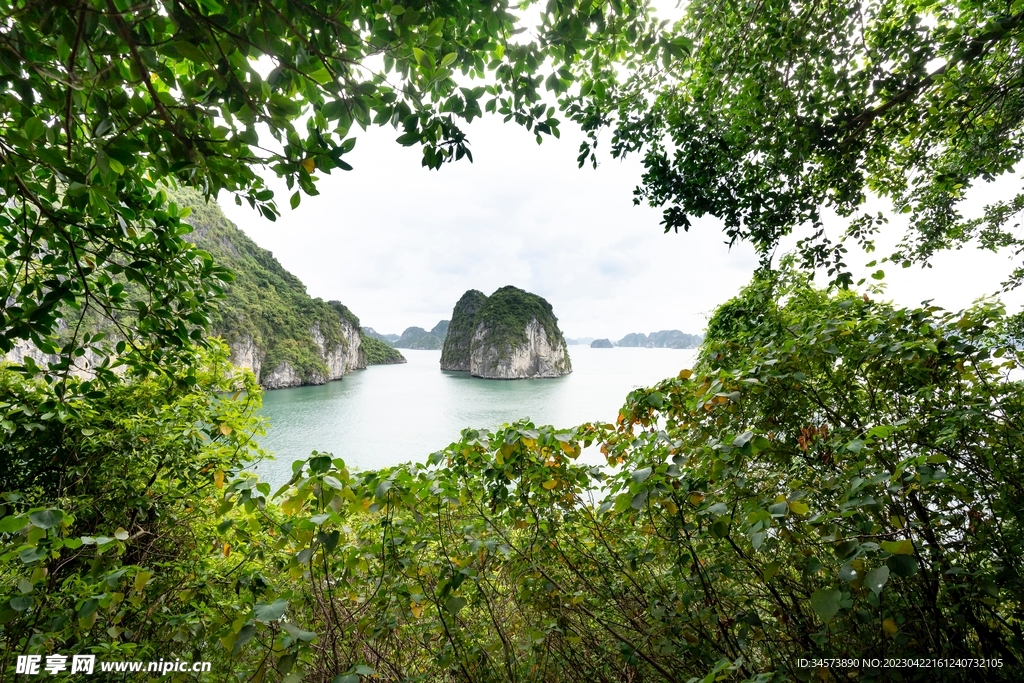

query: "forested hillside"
xmin=181 ymin=189 xmax=405 ymax=384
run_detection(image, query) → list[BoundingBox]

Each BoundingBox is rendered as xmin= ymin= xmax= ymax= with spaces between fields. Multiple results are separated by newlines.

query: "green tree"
xmin=563 ymin=0 xmax=1024 ymax=286
xmin=0 ymin=0 xmax=658 ymax=383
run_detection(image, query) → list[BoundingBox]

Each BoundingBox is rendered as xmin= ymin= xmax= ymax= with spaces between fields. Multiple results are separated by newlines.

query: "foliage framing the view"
xmin=5 ymin=274 xmax=1023 ymax=681
xmin=0 ymin=0 xmax=662 ymax=382
xmin=559 ymin=0 xmax=1024 ymax=285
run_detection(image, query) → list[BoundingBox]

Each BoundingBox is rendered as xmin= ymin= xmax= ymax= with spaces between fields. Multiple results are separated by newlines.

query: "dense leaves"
xmin=0 ymin=343 xmax=269 ymax=673
xmin=8 ymin=274 xmax=1020 ymax=681
xmin=561 ymin=0 xmax=1024 ymax=285
xmin=0 ymin=0 xmax=657 ymax=381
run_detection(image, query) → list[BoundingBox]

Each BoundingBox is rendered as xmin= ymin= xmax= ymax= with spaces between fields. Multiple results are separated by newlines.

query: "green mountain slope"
xmin=178 ymin=188 xmax=405 ymax=385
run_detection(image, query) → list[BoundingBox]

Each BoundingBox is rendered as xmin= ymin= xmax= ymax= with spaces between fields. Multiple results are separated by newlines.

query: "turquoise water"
xmin=255 ymin=346 xmax=697 ymax=485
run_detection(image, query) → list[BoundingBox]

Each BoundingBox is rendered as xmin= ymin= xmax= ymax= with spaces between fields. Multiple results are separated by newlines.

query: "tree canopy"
xmin=563 ymin=0 xmax=1024 ymax=286
xmin=0 ymin=0 xmax=660 ymax=382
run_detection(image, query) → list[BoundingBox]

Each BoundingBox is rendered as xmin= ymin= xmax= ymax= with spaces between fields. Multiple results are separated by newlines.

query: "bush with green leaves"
xmin=184 ymin=272 xmax=1022 ymax=682
xmin=5 ymin=272 xmax=1023 ymax=681
xmin=0 ymin=343 xmax=272 ymax=672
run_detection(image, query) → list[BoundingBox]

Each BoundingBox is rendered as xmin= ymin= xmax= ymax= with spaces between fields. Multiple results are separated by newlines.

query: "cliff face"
xmin=470 ymin=318 xmax=571 ymax=378
xmin=442 ymin=286 xmax=572 ymax=379
xmin=440 ymin=290 xmax=488 ymax=371
xmin=178 ymin=189 xmax=377 ymax=389
xmin=4 ymin=190 xmax=388 ymax=389
xmin=257 ymin=317 xmax=365 ymax=390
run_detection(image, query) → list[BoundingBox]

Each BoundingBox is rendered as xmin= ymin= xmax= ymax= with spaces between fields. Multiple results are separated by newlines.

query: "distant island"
xmin=362 ymin=321 xmax=450 ymax=350
xmin=618 ymin=330 xmax=704 ymax=349
xmin=441 ymin=286 xmax=571 ymax=379
xmin=565 ymin=330 xmax=704 ymax=349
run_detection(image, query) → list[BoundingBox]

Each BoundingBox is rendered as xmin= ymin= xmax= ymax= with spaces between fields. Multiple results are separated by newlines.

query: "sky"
xmin=217 ymin=113 xmax=1024 ymax=341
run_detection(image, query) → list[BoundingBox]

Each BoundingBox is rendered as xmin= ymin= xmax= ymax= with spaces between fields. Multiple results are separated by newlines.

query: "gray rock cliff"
xmin=256 ymin=314 xmax=364 ymax=390
xmin=442 ymin=286 xmax=571 ymax=379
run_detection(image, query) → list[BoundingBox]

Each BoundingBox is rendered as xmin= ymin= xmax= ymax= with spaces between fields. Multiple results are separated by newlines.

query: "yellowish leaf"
xmin=410 ymin=602 xmax=423 ymax=619
xmin=214 ymin=470 xmax=224 ymax=489
xmin=688 ymin=493 xmax=705 ymax=506
xmin=789 ymin=501 xmax=809 ymax=515
xmin=679 ymin=369 xmax=693 ymax=380
xmin=222 ymin=543 xmax=231 ymax=557
xmin=133 ymin=570 xmax=151 ymax=594
xmin=542 ymin=480 xmax=557 ymax=490
xmin=300 ymin=157 xmax=315 ymax=173
xmin=882 ymin=618 xmax=898 ymax=635
xmin=217 ymin=423 xmax=232 ymax=436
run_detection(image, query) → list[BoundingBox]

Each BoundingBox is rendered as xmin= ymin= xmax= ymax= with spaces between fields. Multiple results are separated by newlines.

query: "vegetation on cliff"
xmin=440 ymin=290 xmax=490 ymax=371
xmin=180 ymin=189 xmax=351 ymax=383
xmin=475 ymin=286 xmax=567 ymax=359
xmin=359 ymin=333 xmax=406 ymax=365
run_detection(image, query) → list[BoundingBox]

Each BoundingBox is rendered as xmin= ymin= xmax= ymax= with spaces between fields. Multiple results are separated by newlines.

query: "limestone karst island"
xmin=440 ymin=287 xmax=572 ymax=379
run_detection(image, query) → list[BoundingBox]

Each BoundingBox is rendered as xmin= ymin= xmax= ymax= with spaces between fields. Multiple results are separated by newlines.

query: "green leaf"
xmin=865 ymin=566 xmax=889 ymax=595
xmin=880 ymin=539 xmax=914 ymax=555
xmin=631 ymin=467 xmax=652 ymax=483
xmin=19 ymin=546 xmax=47 ymax=564
xmin=28 ymin=509 xmax=64 ymax=529
xmin=10 ymin=596 xmax=33 ymax=611
xmin=711 ymin=518 xmax=730 ymax=538
xmin=254 ymin=598 xmax=288 ymax=622
xmin=282 ymin=622 xmax=317 ymax=642
xmin=0 ymin=515 xmax=29 ymax=534
xmin=444 ymin=596 xmax=467 ymax=614
xmin=23 ymin=117 xmax=44 ymax=142
xmin=412 ymin=47 xmax=432 ymax=68
xmin=887 ymin=554 xmax=918 ymax=578
xmin=732 ymin=430 xmax=753 ymax=447
xmin=809 ymin=587 xmax=842 ymax=622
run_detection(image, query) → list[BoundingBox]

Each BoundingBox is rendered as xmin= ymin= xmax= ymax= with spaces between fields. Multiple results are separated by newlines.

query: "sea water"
xmin=254 ymin=346 xmax=697 ymax=485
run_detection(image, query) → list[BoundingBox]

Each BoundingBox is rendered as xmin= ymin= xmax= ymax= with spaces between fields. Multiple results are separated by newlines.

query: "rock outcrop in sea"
xmin=590 ymin=338 xmax=614 ymax=348
xmin=441 ymin=286 xmax=571 ymax=379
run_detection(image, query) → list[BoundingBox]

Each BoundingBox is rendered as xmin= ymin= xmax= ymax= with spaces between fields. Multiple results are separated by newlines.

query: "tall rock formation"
xmin=440 ymin=290 xmax=488 ymax=371
xmin=441 ymin=286 xmax=571 ymax=379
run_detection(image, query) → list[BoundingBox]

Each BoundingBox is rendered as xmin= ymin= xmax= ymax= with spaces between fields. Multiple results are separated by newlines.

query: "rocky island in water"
xmin=440 ymin=286 xmax=572 ymax=379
